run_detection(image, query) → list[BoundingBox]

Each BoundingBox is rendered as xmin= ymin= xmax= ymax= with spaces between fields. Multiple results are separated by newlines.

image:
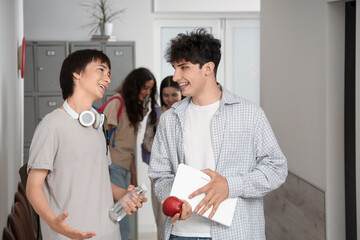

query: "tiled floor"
xmin=138 ymin=232 xmax=157 ymax=240
xmin=264 ymin=172 xmax=325 ymax=240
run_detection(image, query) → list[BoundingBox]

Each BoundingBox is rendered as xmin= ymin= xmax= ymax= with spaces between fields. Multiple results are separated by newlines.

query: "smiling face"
xmin=75 ymin=60 xmax=111 ymax=101
xmin=138 ymin=79 xmax=155 ymax=102
xmin=162 ymin=86 xmax=182 ymax=109
xmin=172 ymin=59 xmax=220 ymax=105
xmin=172 ymin=59 xmax=207 ymax=98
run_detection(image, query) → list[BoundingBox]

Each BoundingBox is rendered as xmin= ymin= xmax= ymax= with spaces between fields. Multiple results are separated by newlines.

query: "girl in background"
xmin=103 ymin=67 xmax=158 ymax=240
xmin=142 ymin=75 xmax=183 ymax=240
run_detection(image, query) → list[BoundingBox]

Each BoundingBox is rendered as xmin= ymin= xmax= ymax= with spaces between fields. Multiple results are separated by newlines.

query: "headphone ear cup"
xmin=98 ymin=113 xmax=105 ymax=129
xmin=91 ymin=110 xmax=104 ymax=129
xmin=79 ymin=111 xmax=95 ymax=127
xmin=93 ymin=112 xmax=100 ymax=129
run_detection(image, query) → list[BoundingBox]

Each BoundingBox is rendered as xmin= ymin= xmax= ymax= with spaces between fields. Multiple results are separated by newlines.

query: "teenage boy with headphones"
xmin=148 ymin=29 xmax=288 ymax=240
xmin=26 ymin=49 xmax=146 ymax=239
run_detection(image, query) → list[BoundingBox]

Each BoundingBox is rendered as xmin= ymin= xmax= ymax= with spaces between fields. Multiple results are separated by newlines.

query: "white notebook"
xmin=169 ymin=163 xmax=237 ymax=227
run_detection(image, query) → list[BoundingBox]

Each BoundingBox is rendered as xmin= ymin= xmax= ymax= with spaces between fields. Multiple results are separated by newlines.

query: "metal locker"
xmin=70 ymin=43 xmax=102 ymax=53
xmin=23 ymin=147 xmax=30 ymax=164
xmin=24 ymin=96 xmax=36 ymax=144
xmin=105 ymin=45 xmax=134 ymax=92
xmin=24 ymin=45 xmax=34 ymax=92
xmin=38 ymin=96 xmax=63 ymax=121
xmin=37 ymin=45 xmax=66 ymax=92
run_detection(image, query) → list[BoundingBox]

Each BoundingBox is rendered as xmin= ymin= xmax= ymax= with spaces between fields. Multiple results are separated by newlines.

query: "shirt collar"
xmin=172 ymin=84 xmax=240 ymax=114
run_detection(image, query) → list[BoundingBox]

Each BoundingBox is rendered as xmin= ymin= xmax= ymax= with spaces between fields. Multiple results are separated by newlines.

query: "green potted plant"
xmin=80 ymin=0 xmax=126 ymax=36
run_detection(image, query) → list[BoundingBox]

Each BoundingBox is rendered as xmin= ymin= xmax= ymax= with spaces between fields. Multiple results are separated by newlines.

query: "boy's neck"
xmin=191 ymin=81 xmax=222 ymax=106
xmin=66 ymin=94 xmax=94 ymax=114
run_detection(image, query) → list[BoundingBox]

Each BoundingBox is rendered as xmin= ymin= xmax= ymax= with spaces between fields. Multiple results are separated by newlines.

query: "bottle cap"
xmin=140 ymin=183 xmax=148 ymax=192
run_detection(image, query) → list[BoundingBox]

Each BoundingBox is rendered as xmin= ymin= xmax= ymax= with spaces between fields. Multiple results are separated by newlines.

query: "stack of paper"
xmin=170 ymin=163 xmax=237 ymax=227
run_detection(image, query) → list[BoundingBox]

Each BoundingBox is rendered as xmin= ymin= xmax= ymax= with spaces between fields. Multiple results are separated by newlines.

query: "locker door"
xmin=23 ymin=147 xmax=30 ymax=164
xmin=38 ymin=96 xmax=63 ymax=121
xmin=37 ymin=45 xmax=66 ymax=92
xmin=70 ymin=44 xmax=102 ymax=53
xmin=24 ymin=45 xmax=34 ymax=92
xmin=105 ymin=45 xmax=134 ymax=92
xmin=24 ymin=96 xmax=36 ymax=144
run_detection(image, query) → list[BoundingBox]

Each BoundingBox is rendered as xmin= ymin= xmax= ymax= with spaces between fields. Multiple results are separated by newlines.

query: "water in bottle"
xmin=109 ymin=183 xmax=148 ymax=222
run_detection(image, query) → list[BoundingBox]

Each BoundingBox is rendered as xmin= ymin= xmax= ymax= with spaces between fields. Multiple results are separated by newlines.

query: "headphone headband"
xmin=63 ymin=99 xmax=79 ymax=119
xmin=63 ymin=100 xmax=103 ymax=129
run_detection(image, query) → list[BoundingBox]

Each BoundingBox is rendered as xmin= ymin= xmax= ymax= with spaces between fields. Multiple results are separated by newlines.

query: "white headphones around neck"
xmin=63 ymin=100 xmax=104 ymax=129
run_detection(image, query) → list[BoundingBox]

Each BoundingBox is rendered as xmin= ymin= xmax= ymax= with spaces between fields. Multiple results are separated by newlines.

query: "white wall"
xmin=153 ymin=0 xmax=259 ymax=12
xmin=261 ymin=0 xmax=346 ymax=239
xmin=325 ymin=2 xmax=347 ymax=238
xmin=0 ymin=0 xmax=23 ymax=231
xmin=261 ymin=0 xmax=327 ymax=190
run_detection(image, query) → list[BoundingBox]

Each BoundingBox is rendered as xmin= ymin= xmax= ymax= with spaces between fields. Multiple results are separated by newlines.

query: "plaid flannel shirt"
xmin=148 ymin=87 xmax=288 ymax=240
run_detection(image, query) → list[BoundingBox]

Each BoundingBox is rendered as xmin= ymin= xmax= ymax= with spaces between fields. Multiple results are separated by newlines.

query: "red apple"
xmin=162 ymin=196 xmax=183 ymax=217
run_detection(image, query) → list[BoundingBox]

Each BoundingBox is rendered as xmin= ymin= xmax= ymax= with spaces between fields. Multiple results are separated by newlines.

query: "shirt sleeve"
xmin=27 ymin=123 xmax=57 ymax=173
xmin=147 ymin=114 xmax=175 ymax=202
xmin=226 ymin=108 xmax=288 ymax=198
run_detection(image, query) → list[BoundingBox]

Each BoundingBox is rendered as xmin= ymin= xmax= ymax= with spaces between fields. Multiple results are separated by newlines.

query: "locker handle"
xmin=38 ymin=67 xmax=44 ymax=71
xmin=114 ymin=50 xmax=124 ymax=56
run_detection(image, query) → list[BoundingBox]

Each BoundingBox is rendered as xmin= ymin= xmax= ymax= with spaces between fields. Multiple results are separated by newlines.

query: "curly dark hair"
xmin=118 ymin=68 xmax=158 ymax=132
xmin=159 ymin=76 xmax=184 ymax=107
xmin=165 ymin=28 xmax=221 ymax=76
xmin=60 ymin=49 xmax=111 ymax=100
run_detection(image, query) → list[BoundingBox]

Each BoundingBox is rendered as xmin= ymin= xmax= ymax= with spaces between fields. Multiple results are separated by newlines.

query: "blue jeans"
xmin=109 ymin=163 xmax=130 ymax=240
xmin=170 ymin=235 xmax=212 ymax=240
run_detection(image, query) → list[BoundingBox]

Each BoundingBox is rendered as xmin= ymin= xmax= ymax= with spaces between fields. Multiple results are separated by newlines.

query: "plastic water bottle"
xmin=109 ymin=183 xmax=148 ymax=222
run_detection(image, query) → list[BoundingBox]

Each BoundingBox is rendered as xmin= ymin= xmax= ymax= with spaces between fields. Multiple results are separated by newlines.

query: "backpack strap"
xmin=97 ymin=96 xmax=123 ymax=124
xmin=97 ymin=96 xmax=123 ymax=148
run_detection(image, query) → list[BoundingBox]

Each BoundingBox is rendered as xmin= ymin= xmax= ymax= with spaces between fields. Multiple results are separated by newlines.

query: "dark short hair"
xmin=165 ymin=28 xmax=222 ymax=76
xmin=159 ymin=75 xmax=183 ymax=107
xmin=60 ymin=49 xmax=111 ymax=100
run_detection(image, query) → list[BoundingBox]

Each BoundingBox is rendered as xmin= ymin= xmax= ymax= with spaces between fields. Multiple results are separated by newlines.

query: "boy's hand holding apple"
xmin=162 ymin=196 xmax=192 ymax=223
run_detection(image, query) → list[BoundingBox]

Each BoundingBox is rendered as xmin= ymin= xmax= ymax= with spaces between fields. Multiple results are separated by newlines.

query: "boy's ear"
xmin=73 ymin=72 xmax=81 ymax=81
xmin=204 ymin=62 xmax=215 ymax=76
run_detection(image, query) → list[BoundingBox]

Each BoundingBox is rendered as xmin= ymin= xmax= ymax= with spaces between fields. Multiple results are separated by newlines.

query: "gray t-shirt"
xmin=27 ymin=108 xmax=121 ymax=239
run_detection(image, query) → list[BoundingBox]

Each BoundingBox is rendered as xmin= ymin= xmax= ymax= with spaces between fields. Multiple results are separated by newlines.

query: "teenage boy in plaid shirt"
xmin=148 ymin=28 xmax=287 ymax=240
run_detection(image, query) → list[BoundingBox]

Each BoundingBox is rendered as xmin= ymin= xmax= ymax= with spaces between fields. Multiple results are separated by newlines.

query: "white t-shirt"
xmin=27 ymin=109 xmax=121 ymax=239
xmin=172 ymin=100 xmax=220 ymax=237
